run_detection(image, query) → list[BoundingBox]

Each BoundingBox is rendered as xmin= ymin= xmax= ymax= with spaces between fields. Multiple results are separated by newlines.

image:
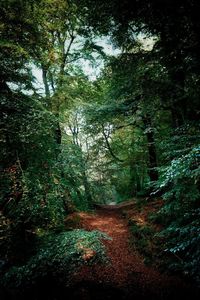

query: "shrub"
xmin=1 ymin=229 xmax=110 ymax=296
xmin=155 ymin=145 xmax=200 ymax=283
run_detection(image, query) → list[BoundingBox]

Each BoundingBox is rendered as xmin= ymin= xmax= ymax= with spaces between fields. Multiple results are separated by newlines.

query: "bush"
xmin=1 ymin=229 xmax=110 ymax=297
xmin=155 ymin=145 xmax=200 ymax=283
xmin=129 ymin=220 xmax=157 ymax=261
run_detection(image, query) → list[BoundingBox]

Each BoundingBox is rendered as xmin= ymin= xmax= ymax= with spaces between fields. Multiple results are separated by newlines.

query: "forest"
xmin=0 ymin=0 xmax=200 ymax=299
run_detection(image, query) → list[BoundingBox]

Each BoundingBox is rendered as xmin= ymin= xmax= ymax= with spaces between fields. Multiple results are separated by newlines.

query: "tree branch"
xmin=101 ymin=124 xmax=124 ymax=162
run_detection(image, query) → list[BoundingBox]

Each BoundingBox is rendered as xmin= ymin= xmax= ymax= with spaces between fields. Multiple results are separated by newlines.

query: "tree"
xmin=75 ymin=0 xmax=200 ymax=282
xmin=0 ymin=0 xmax=66 ymax=257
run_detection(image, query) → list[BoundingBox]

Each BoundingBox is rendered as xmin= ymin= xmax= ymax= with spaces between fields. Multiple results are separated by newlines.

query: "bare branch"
xmin=101 ymin=124 xmax=124 ymax=162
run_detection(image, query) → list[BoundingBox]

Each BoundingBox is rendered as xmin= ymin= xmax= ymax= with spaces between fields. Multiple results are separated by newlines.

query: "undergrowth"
xmin=129 ymin=219 xmax=161 ymax=265
xmin=1 ymin=229 xmax=109 ymax=298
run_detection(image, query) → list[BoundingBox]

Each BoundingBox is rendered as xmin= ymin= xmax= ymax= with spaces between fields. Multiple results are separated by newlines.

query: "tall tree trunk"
xmin=83 ymin=169 xmax=93 ymax=204
xmin=55 ymin=119 xmax=62 ymax=145
xmin=142 ymin=115 xmax=159 ymax=182
xmin=42 ymin=65 xmax=61 ymax=146
xmin=129 ymin=162 xmax=142 ymax=196
xmin=168 ymin=61 xmax=186 ymax=127
xmin=42 ymin=65 xmax=50 ymax=98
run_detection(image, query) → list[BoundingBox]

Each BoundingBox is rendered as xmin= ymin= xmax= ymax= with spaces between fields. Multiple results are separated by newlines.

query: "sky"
xmin=32 ymin=34 xmax=156 ymax=93
xmin=32 ymin=36 xmax=121 ymax=93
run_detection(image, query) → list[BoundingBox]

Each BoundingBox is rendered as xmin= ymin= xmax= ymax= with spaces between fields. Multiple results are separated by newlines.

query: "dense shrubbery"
xmin=1 ymin=229 xmax=109 ymax=297
xmin=129 ymin=220 xmax=157 ymax=262
xmin=0 ymin=92 xmax=65 ymax=236
xmin=155 ymin=143 xmax=200 ymax=283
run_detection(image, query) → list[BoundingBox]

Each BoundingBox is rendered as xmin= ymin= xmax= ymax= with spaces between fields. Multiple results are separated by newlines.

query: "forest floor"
xmin=66 ymin=200 xmax=200 ymax=300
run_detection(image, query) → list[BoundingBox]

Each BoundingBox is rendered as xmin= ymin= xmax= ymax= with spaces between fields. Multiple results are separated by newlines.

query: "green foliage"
xmin=0 ymin=0 xmax=39 ymax=87
xmin=155 ymin=144 xmax=200 ymax=283
xmin=1 ymin=229 xmax=110 ymax=295
xmin=0 ymin=0 xmax=67 ymax=243
xmin=0 ymin=92 xmax=65 ymax=228
xmin=1 ymin=0 xmax=200 ymax=290
xmin=58 ymin=141 xmax=92 ymax=210
xmin=129 ymin=220 xmax=157 ymax=263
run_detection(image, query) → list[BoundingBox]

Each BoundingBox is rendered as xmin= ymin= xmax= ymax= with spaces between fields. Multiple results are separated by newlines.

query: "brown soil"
xmin=68 ymin=202 xmax=199 ymax=300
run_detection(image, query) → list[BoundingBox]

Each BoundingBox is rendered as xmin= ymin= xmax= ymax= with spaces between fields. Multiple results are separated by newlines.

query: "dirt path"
xmin=69 ymin=208 xmax=198 ymax=300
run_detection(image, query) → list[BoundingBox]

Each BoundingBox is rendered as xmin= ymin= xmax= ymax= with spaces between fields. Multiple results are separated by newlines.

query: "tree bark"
xmin=142 ymin=115 xmax=159 ymax=182
xmin=42 ymin=65 xmax=50 ymax=98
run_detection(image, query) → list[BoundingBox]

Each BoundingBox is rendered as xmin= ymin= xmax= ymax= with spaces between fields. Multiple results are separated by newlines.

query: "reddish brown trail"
xmin=69 ymin=206 xmax=199 ymax=300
